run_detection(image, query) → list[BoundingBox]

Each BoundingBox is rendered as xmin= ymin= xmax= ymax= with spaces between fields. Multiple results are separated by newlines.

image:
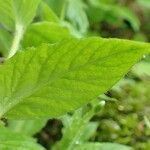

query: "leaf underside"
xmin=0 ymin=37 xmax=149 ymax=119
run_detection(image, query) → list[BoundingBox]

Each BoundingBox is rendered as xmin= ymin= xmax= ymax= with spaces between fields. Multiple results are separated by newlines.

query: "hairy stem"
xmin=7 ymin=24 xmax=24 ymax=59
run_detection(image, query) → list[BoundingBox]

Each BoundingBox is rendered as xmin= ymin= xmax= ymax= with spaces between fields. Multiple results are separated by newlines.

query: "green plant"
xmin=52 ymin=99 xmax=131 ymax=150
xmin=0 ymin=0 xmax=150 ymax=150
xmin=87 ymin=0 xmax=140 ymax=32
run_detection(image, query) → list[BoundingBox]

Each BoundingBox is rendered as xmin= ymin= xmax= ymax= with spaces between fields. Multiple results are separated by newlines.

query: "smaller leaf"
xmin=0 ymin=28 xmax=13 ymax=56
xmin=137 ymin=0 xmax=150 ymax=9
xmin=44 ymin=0 xmax=66 ymax=17
xmin=12 ymin=0 xmax=41 ymax=27
xmin=22 ymin=21 xmax=73 ymax=48
xmin=39 ymin=1 xmax=60 ymax=23
xmin=4 ymin=0 xmax=42 ymax=58
xmin=0 ymin=0 xmax=41 ymax=31
xmin=66 ymin=0 xmax=89 ymax=34
xmin=0 ymin=0 xmax=15 ymax=30
xmin=53 ymin=99 xmax=103 ymax=150
xmin=132 ymin=61 xmax=150 ymax=77
xmin=0 ymin=126 xmax=45 ymax=150
xmin=8 ymin=119 xmax=47 ymax=136
xmin=87 ymin=0 xmax=140 ymax=31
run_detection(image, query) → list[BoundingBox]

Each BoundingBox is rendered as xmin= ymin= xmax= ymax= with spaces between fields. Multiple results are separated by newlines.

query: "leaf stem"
xmin=7 ymin=24 xmax=24 ymax=59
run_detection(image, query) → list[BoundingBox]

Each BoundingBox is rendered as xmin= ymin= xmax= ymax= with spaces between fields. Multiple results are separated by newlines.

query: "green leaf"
xmin=132 ymin=61 xmax=150 ymax=77
xmin=12 ymin=0 xmax=41 ymax=27
xmin=39 ymin=2 xmax=60 ymax=23
xmin=0 ymin=0 xmax=41 ymax=31
xmin=53 ymin=99 xmax=101 ymax=150
xmin=44 ymin=0 xmax=66 ymax=17
xmin=87 ymin=0 xmax=140 ymax=31
xmin=4 ymin=0 xmax=42 ymax=58
xmin=0 ymin=0 xmax=15 ymax=31
xmin=0 ymin=28 xmax=13 ymax=56
xmin=0 ymin=37 xmax=150 ymax=119
xmin=78 ymin=122 xmax=98 ymax=143
xmin=8 ymin=119 xmax=46 ymax=136
xmin=66 ymin=0 xmax=89 ymax=34
xmin=75 ymin=143 xmax=132 ymax=150
xmin=22 ymin=21 xmax=73 ymax=48
xmin=137 ymin=0 xmax=150 ymax=9
xmin=0 ymin=126 xmax=45 ymax=150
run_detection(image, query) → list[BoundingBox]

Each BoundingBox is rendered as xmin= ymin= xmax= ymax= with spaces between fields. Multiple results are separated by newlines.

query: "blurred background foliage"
xmin=1 ymin=0 xmax=150 ymax=149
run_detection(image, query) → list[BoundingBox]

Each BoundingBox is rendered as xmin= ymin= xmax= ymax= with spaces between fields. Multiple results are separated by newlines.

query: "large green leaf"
xmin=0 ymin=38 xmax=150 ymax=119
xmin=22 ymin=22 xmax=73 ymax=48
xmin=75 ymin=143 xmax=132 ymax=150
xmin=0 ymin=126 xmax=45 ymax=150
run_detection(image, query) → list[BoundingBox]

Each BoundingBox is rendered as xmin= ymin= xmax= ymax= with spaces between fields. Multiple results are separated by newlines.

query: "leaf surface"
xmin=0 ymin=0 xmax=42 ymax=58
xmin=12 ymin=0 xmax=41 ymax=27
xmin=0 ymin=0 xmax=14 ymax=30
xmin=67 ymin=0 xmax=89 ymax=34
xmin=39 ymin=2 xmax=60 ymax=23
xmin=0 ymin=126 xmax=45 ymax=150
xmin=0 ymin=28 xmax=13 ymax=56
xmin=22 ymin=22 xmax=73 ymax=48
xmin=8 ymin=119 xmax=46 ymax=136
xmin=0 ymin=37 xmax=149 ymax=119
xmin=0 ymin=0 xmax=41 ymax=31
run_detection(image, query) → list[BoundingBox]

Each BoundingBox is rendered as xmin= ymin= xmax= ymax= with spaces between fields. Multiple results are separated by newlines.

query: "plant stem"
xmin=7 ymin=24 xmax=24 ymax=59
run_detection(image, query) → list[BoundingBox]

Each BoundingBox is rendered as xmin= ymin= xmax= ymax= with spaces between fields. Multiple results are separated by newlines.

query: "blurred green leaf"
xmin=66 ymin=0 xmax=89 ymax=34
xmin=132 ymin=61 xmax=150 ymax=77
xmin=12 ymin=0 xmax=41 ymax=28
xmin=0 ymin=0 xmax=41 ymax=31
xmin=53 ymin=99 xmax=103 ymax=150
xmin=0 ymin=0 xmax=15 ymax=31
xmin=39 ymin=1 xmax=60 ymax=23
xmin=3 ymin=0 xmax=42 ymax=58
xmin=22 ymin=21 xmax=73 ymax=48
xmin=87 ymin=0 xmax=140 ymax=31
xmin=0 ymin=28 xmax=13 ymax=56
xmin=8 ymin=119 xmax=46 ymax=136
xmin=137 ymin=0 xmax=150 ymax=9
xmin=0 ymin=126 xmax=45 ymax=150
xmin=44 ymin=0 xmax=66 ymax=17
